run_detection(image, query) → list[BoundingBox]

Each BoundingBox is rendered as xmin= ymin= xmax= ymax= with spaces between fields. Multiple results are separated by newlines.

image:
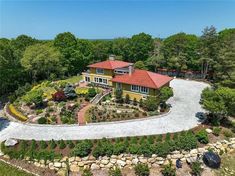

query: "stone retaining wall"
xmin=2 ymin=138 xmax=235 ymax=173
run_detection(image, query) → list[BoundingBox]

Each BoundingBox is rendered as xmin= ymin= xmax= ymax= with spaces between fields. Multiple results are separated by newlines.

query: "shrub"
xmin=133 ymin=98 xmax=138 ymax=106
xmin=143 ymin=96 xmax=159 ymax=111
xmin=115 ymin=89 xmax=123 ymax=104
xmin=8 ymin=104 xmax=28 ymax=121
xmin=191 ymin=161 xmax=203 ymax=176
xmin=36 ymin=109 xmax=43 ymax=115
xmin=88 ymin=88 xmax=97 ymax=98
xmin=161 ymin=161 xmax=176 ymax=176
xmin=157 ymin=134 xmax=163 ymax=142
xmin=134 ymin=163 xmax=150 ymax=176
xmin=138 ymin=143 xmax=153 ymax=157
xmin=38 ymin=117 xmax=47 ymax=124
xmin=64 ymin=84 xmax=77 ymax=99
xmin=165 ymin=133 xmax=171 ymax=141
xmin=49 ymin=139 xmax=57 ymax=149
xmin=109 ymin=166 xmax=122 ymax=176
xmin=22 ymin=89 xmax=43 ymax=106
xmin=128 ymin=144 xmax=139 ymax=154
xmin=113 ymin=142 xmax=126 ymax=155
xmin=82 ymin=168 xmax=93 ymax=176
xmin=93 ymin=139 xmax=113 ymax=158
xmin=212 ymin=127 xmax=221 ymax=136
xmin=139 ymin=98 xmax=143 ymax=107
xmin=68 ymin=141 xmax=75 ymax=149
xmin=147 ymin=136 xmax=155 ymax=144
xmin=223 ymin=129 xmax=233 ymax=138
xmin=196 ymin=130 xmax=209 ymax=144
xmin=59 ymin=140 xmax=66 ymax=149
xmin=72 ymin=140 xmax=93 ymax=157
xmin=40 ymin=141 xmax=48 ymax=149
xmin=125 ymin=94 xmax=130 ymax=104
xmin=155 ymin=142 xmax=171 ymax=157
xmin=52 ymin=91 xmax=66 ymax=101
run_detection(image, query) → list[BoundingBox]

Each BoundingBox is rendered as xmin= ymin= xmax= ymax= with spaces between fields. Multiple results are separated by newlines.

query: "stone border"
xmin=0 ymin=158 xmax=40 ymax=176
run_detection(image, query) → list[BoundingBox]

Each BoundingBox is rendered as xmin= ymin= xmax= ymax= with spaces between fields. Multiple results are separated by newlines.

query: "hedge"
xmin=8 ymin=104 xmax=28 ymax=121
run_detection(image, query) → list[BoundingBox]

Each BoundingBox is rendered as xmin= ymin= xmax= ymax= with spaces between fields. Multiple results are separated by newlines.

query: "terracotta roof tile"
xmin=88 ymin=60 xmax=132 ymax=70
xmin=112 ymin=69 xmax=173 ymax=89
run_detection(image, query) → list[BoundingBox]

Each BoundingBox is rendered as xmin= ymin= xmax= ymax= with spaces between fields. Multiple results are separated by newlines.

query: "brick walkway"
xmin=77 ymin=103 xmax=92 ymax=125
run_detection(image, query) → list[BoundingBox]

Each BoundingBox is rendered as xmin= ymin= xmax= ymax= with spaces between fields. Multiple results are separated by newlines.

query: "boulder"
xmin=206 ymin=128 xmax=213 ymax=134
xmin=139 ymin=158 xmax=148 ymax=163
xmin=101 ymin=159 xmax=109 ymax=165
xmin=70 ymin=164 xmax=80 ymax=172
xmin=54 ymin=162 xmax=62 ymax=168
xmin=91 ymin=163 xmax=100 ymax=170
xmin=117 ymin=160 xmax=126 ymax=167
xmin=132 ymin=158 xmax=139 ymax=165
xmin=4 ymin=138 xmax=18 ymax=147
xmin=110 ymin=159 xmax=117 ymax=164
xmin=78 ymin=161 xmax=85 ymax=167
xmin=57 ymin=169 xmax=67 ymax=176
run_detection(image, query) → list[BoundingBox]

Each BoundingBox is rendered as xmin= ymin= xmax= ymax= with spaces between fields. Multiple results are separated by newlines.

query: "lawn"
xmin=0 ymin=160 xmax=33 ymax=176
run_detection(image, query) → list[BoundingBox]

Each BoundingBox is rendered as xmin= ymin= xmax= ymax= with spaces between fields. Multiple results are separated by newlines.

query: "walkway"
xmin=0 ymin=79 xmax=209 ymax=141
xmin=77 ymin=103 xmax=92 ymax=125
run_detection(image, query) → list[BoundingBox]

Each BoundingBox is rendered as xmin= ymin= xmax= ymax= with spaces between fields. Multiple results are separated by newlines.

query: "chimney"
xmin=129 ymin=64 xmax=134 ymax=75
xmin=109 ymin=55 xmax=115 ymax=60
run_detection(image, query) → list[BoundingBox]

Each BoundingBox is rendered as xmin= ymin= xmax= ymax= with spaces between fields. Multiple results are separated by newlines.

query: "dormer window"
xmin=96 ymin=68 xmax=104 ymax=74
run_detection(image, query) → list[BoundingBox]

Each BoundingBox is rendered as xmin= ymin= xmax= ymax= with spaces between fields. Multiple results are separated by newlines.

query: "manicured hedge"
xmin=8 ymin=104 xmax=28 ymax=121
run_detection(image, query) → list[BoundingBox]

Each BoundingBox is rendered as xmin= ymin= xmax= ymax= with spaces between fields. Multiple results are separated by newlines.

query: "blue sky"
xmin=0 ymin=0 xmax=235 ymax=39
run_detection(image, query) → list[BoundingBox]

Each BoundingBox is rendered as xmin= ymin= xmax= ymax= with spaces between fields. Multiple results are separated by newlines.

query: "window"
xmin=103 ymin=79 xmax=107 ymax=84
xmin=85 ymin=76 xmax=90 ymax=82
xmin=116 ymin=83 xmax=122 ymax=89
xmin=131 ymin=85 xmax=139 ymax=92
xmin=131 ymin=85 xmax=149 ymax=94
xmin=94 ymin=77 xmax=108 ymax=85
xmin=140 ymin=86 xmax=149 ymax=94
xmin=96 ymin=68 xmax=104 ymax=74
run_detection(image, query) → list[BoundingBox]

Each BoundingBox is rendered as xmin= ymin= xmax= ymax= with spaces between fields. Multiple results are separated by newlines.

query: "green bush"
xmin=113 ymin=142 xmax=126 ymax=155
xmin=138 ymin=143 xmax=153 ymax=157
xmin=161 ymin=161 xmax=176 ymax=176
xmin=143 ymin=96 xmax=159 ymax=111
xmin=127 ymin=144 xmax=139 ymax=154
xmin=165 ymin=133 xmax=171 ymax=141
xmin=68 ymin=141 xmax=75 ymax=149
xmin=223 ymin=129 xmax=233 ymax=138
xmin=196 ymin=130 xmax=209 ymax=144
xmin=22 ymin=89 xmax=43 ymax=106
xmin=39 ymin=140 xmax=48 ymax=149
xmin=134 ymin=163 xmax=150 ymax=176
xmin=72 ymin=140 xmax=93 ymax=157
xmin=93 ymin=139 xmax=113 ymax=158
xmin=88 ymin=88 xmax=97 ymax=98
xmin=157 ymin=134 xmax=163 ymax=142
xmin=109 ymin=167 xmax=122 ymax=176
xmin=125 ymin=94 xmax=130 ymax=104
xmin=49 ymin=139 xmax=57 ymax=149
xmin=191 ymin=161 xmax=203 ymax=176
xmin=133 ymin=98 xmax=138 ymax=106
xmin=38 ymin=117 xmax=47 ymax=124
xmin=59 ymin=140 xmax=66 ymax=149
xmin=212 ymin=127 xmax=221 ymax=136
xmin=82 ymin=168 xmax=93 ymax=176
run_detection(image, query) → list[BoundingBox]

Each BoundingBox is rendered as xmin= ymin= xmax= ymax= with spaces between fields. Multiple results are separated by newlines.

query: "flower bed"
xmin=7 ymin=104 xmax=27 ymax=121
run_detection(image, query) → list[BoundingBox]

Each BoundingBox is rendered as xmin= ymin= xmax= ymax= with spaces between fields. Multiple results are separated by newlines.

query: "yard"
xmin=0 ymin=160 xmax=33 ymax=176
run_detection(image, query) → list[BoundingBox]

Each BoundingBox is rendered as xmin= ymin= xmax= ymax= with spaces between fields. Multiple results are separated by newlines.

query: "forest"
xmin=0 ymin=26 xmax=234 ymax=97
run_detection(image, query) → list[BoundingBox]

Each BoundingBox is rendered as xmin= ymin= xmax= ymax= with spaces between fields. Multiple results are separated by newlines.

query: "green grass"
xmin=63 ymin=75 xmax=82 ymax=84
xmin=214 ymin=151 xmax=235 ymax=176
xmin=0 ymin=160 xmax=33 ymax=176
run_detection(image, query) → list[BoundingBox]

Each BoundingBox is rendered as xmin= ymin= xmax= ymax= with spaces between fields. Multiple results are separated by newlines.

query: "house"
xmin=82 ymin=55 xmax=173 ymax=101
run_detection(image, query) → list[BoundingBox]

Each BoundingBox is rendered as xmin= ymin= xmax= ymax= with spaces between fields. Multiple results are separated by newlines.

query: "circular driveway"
xmin=0 ymin=79 xmax=209 ymax=141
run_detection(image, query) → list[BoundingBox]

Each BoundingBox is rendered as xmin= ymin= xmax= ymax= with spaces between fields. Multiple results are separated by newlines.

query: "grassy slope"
xmin=214 ymin=151 xmax=235 ymax=176
xmin=0 ymin=161 xmax=33 ymax=176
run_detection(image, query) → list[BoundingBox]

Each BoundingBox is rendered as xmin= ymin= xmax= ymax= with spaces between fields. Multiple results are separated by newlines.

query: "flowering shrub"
xmin=8 ymin=104 xmax=27 ymax=121
xmin=52 ymin=91 xmax=66 ymax=101
xmin=75 ymin=87 xmax=89 ymax=95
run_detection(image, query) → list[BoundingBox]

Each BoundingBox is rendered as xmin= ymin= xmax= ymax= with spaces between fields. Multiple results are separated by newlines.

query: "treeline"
xmin=0 ymin=26 xmax=235 ymax=96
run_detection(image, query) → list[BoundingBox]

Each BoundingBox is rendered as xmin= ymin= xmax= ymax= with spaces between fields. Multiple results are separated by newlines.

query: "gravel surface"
xmin=0 ymin=79 xmax=209 ymax=141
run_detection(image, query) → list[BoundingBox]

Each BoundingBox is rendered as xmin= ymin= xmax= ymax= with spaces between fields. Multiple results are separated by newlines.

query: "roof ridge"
xmin=145 ymin=70 xmax=160 ymax=88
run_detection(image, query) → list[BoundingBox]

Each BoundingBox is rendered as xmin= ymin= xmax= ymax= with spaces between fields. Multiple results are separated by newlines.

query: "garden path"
xmin=77 ymin=103 xmax=92 ymax=125
xmin=0 ymin=79 xmax=209 ymax=141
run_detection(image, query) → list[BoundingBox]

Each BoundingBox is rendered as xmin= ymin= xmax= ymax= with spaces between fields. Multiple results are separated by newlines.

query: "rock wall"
xmin=2 ymin=138 xmax=235 ymax=173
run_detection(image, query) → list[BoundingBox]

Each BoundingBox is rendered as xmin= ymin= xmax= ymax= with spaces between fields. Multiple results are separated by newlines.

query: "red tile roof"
xmin=88 ymin=60 xmax=132 ymax=70
xmin=112 ymin=69 xmax=173 ymax=89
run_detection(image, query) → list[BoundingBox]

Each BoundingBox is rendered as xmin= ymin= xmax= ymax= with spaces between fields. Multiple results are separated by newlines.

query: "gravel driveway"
xmin=0 ymin=79 xmax=209 ymax=141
